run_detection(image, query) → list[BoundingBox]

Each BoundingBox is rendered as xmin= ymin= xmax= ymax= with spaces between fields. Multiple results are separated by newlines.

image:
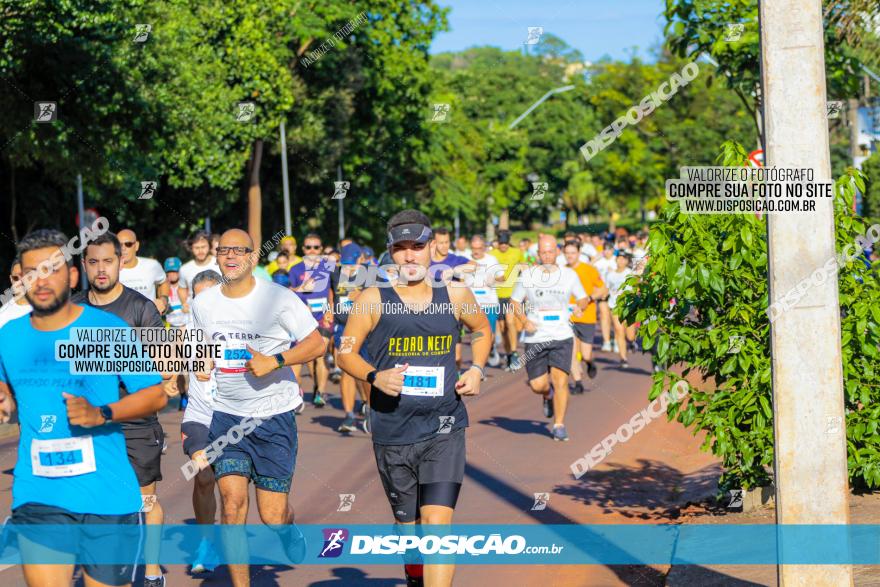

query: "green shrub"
xmin=618 ymin=141 xmax=880 ymax=491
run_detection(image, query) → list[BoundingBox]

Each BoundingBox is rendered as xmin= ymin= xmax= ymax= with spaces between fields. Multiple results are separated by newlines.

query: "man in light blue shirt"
xmin=0 ymin=229 xmax=166 ymax=587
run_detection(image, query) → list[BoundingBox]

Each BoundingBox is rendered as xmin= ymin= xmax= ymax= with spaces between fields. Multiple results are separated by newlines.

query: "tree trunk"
xmin=499 ymin=208 xmax=509 ymax=231
xmin=608 ymin=211 xmax=616 ymax=234
xmin=10 ymin=164 xmax=17 ymax=243
xmin=246 ymin=139 xmax=263 ymax=247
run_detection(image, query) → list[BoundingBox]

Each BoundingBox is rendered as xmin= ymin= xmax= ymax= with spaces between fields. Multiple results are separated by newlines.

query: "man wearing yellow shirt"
xmin=490 ymin=230 xmax=527 ymax=370
xmin=563 ymin=240 xmax=608 ymax=394
xmin=266 ymin=235 xmax=303 ymax=275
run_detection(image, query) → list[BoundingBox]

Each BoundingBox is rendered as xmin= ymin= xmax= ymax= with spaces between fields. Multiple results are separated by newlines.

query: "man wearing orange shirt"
xmin=563 ymin=241 xmax=607 ymax=394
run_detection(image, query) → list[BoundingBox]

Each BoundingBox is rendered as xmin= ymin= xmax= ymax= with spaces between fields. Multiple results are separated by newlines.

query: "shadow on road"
xmin=666 ymin=565 xmax=770 ymax=586
xmin=555 ymin=459 xmax=720 ymax=521
xmin=465 ymin=461 xmax=668 ymax=585
xmin=478 ymin=416 xmax=551 ymax=437
xmin=308 ymin=567 xmax=406 ymax=586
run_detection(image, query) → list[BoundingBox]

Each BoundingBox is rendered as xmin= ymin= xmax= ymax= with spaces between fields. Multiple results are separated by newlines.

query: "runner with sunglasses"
xmin=289 ymin=234 xmax=334 ymax=409
xmin=117 ymin=229 xmax=169 ymax=315
xmin=191 ymin=229 xmax=324 ymax=586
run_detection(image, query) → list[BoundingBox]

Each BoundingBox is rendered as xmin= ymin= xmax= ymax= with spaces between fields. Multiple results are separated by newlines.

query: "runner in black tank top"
xmin=337 ymin=210 xmax=492 ymax=587
xmin=366 ymin=284 xmax=465 ymax=444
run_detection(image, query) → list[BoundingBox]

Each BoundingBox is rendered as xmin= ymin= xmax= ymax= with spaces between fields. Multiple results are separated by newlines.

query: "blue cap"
xmin=271 ymin=271 xmax=290 ymax=287
xmin=341 ymin=243 xmax=362 ymax=265
xmin=163 ymin=257 xmax=182 ymax=272
xmin=362 ymin=246 xmax=375 ymax=258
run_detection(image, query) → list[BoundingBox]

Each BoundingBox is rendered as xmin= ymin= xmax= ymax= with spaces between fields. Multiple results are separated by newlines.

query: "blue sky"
xmin=431 ymin=0 xmax=666 ymax=62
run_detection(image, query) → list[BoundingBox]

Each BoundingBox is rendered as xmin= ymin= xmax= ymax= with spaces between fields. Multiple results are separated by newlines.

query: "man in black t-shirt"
xmin=72 ymin=231 xmax=168 ymax=587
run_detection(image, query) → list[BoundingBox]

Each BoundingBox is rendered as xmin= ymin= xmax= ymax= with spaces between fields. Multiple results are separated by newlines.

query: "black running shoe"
xmin=543 ymin=386 xmax=554 ymax=419
xmin=509 ymin=351 xmax=521 ymax=371
xmin=572 ymin=381 xmax=584 ymax=395
xmin=586 ymin=361 xmax=598 ymax=379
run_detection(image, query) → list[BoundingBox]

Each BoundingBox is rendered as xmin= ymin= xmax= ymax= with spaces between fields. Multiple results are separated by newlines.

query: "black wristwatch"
xmin=366 ymin=370 xmax=378 ymax=385
xmin=273 ymin=353 xmax=285 ymax=369
xmin=99 ymin=404 xmax=114 ymax=424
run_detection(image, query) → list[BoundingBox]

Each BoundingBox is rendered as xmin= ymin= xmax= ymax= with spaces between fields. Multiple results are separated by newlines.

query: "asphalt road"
xmin=0 ymin=344 xmax=719 ymax=586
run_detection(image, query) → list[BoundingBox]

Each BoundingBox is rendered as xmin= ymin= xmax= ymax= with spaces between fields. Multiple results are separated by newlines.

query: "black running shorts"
xmin=372 ymin=428 xmax=466 ymax=523
xmin=123 ymin=423 xmax=164 ymax=487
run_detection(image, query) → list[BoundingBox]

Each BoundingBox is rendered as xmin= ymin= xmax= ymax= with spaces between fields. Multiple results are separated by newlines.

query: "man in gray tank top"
xmin=338 ymin=210 xmax=492 ymax=587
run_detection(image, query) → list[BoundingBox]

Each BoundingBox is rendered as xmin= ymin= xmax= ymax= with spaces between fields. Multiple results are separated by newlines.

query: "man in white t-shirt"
xmin=191 ymin=229 xmax=324 ymax=586
xmin=510 ymin=235 xmax=589 ymax=443
xmin=467 ymin=235 xmax=502 ymax=367
xmin=178 ymin=230 xmax=220 ymax=310
xmin=118 ymin=228 xmax=168 ymax=313
xmin=0 ymin=258 xmax=33 ymax=329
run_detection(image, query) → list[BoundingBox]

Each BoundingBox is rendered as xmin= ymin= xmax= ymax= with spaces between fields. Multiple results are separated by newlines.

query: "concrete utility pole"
xmin=337 ymin=165 xmax=345 ymax=242
xmin=759 ymin=1 xmax=853 ymax=585
xmin=279 ymin=122 xmax=292 ymax=236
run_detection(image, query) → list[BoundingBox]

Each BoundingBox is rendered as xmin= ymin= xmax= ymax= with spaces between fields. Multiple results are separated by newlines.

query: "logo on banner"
xmin=319 ymin=528 xmax=349 ymax=558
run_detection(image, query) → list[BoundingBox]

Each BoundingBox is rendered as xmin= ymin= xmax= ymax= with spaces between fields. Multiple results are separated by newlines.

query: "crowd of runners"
xmin=0 ymin=213 xmax=650 ymax=587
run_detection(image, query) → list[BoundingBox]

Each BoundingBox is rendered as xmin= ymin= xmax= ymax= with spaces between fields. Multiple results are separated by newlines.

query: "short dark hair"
xmin=84 ymin=231 xmax=121 ymax=258
xmin=188 ymin=230 xmax=211 ymax=248
xmin=387 ymin=209 xmax=431 ymax=232
xmin=192 ymin=269 xmax=222 ymax=292
xmin=303 ymin=232 xmax=322 ymax=243
xmin=17 ymin=229 xmax=73 ymax=267
xmin=563 ymin=240 xmax=580 ymax=252
xmin=434 ymin=227 xmax=451 ymax=237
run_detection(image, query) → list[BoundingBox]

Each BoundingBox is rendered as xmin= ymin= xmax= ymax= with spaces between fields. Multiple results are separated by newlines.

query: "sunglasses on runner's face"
xmin=216 ymin=246 xmax=253 ymax=256
xmin=121 ymin=241 xmax=136 ymax=248
xmin=303 ymin=245 xmax=322 ymax=251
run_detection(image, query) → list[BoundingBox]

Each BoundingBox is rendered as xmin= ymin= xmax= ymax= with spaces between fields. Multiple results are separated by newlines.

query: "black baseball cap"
xmin=497 ymin=230 xmax=511 ymax=244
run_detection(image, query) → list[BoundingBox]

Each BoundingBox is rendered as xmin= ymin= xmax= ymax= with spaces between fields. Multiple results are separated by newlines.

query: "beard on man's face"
xmin=90 ymin=273 xmax=118 ymax=293
xmin=26 ymin=285 xmax=71 ymax=317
